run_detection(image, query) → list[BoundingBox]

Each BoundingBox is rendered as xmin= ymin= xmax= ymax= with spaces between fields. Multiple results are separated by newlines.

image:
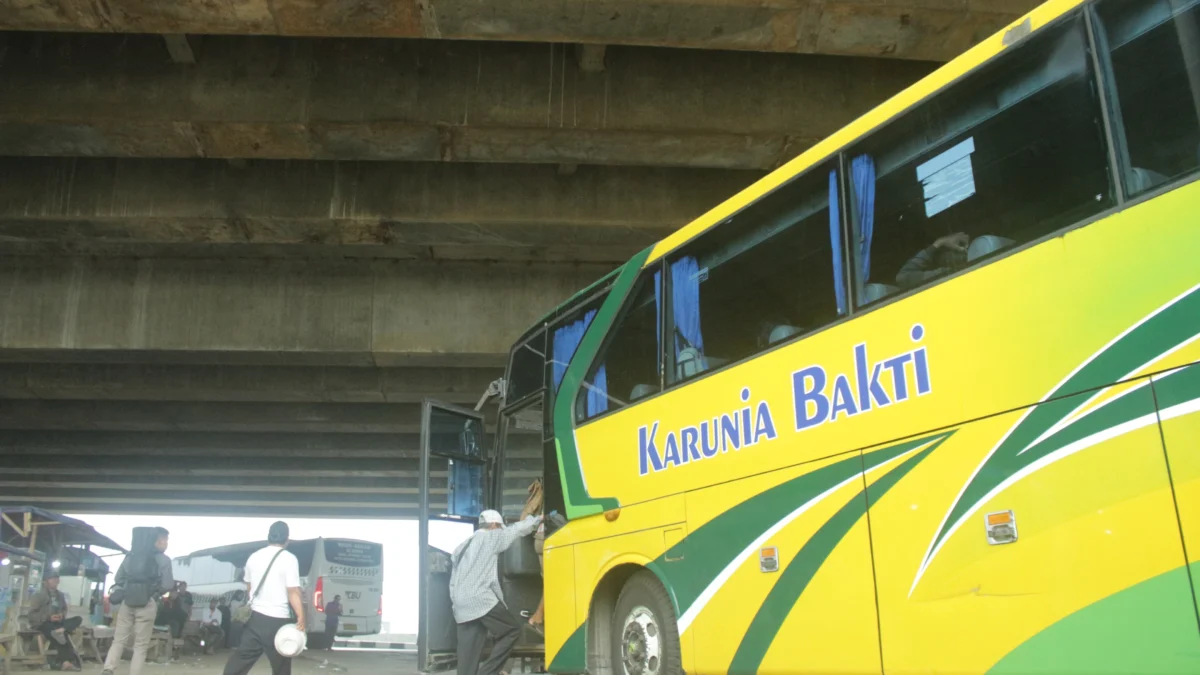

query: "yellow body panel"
xmin=1156 ymin=363 xmax=1200 ymax=609
xmin=870 ymin=397 xmax=1191 ymax=673
xmin=686 ymin=451 xmax=873 ymax=672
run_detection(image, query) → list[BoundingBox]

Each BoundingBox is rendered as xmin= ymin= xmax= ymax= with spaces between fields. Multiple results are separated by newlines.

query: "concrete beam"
xmin=0 ymin=256 xmax=606 ymax=365
xmin=0 ymin=158 xmax=744 ymax=261
xmin=0 ymin=400 xmax=426 ymax=433
xmin=162 ymin=34 xmax=201 ymax=63
xmin=0 ymin=0 xmax=1035 ymax=61
xmin=0 ymin=363 xmax=499 ymax=403
xmin=0 ymin=34 xmax=932 ymax=168
xmin=0 ymin=431 xmax=426 ymax=456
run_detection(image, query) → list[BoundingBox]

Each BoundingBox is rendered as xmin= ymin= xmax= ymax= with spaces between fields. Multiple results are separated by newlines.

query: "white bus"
xmin=173 ymin=538 xmax=383 ymax=644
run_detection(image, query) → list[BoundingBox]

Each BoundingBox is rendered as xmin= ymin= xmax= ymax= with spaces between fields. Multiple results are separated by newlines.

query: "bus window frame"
xmin=547 ymin=284 xmax=614 ymax=410
xmin=572 ymin=259 xmax=668 ymax=426
xmin=658 ymin=156 xmax=850 ymax=390
xmin=843 ymin=10 xmax=1114 ymax=315
xmin=493 ymin=392 xmax=546 ymax=520
xmin=504 ymin=325 xmax=548 ymax=411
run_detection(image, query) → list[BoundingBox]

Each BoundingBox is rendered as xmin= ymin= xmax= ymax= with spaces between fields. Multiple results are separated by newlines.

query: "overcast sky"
xmin=69 ymin=514 xmax=474 ymax=636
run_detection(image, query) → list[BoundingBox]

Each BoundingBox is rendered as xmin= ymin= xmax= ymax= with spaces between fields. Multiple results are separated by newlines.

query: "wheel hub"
xmin=620 ymin=606 xmax=661 ymax=675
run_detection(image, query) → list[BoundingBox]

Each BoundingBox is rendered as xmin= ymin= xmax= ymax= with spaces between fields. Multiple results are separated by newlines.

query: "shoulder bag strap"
xmin=250 ymin=549 xmax=286 ymax=603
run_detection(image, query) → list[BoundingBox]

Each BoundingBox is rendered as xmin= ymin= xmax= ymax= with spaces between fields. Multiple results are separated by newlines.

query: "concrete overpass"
xmin=0 ymin=0 xmax=1038 ymax=518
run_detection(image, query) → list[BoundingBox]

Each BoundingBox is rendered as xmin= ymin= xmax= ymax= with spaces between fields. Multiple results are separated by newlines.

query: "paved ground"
xmin=62 ymin=649 xmax=420 ymax=674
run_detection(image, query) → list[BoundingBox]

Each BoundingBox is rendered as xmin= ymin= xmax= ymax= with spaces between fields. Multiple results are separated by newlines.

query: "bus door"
xmin=417 ymin=400 xmax=490 ymax=672
xmin=493 ymin=395 xmax=547 ymax=653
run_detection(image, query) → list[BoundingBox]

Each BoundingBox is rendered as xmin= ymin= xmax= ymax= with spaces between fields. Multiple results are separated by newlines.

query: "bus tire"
xmin=610 ymin=571 xmax=683 ymax=675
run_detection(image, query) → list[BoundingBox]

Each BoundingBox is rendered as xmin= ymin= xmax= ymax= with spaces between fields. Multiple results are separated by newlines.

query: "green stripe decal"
xmin=922 ymin=285 xmax=1200 ymax=576
xmin=988 ymin=563 xmax=1200 ymax=674
xmin=547 ymin=622 xmax=588 ymax=674
xmin=657 ymin=433 xmax=951 ymax=619
xmin=728 ymin=437 xmax=945 ymax=674
xmin=553 ymin=246 xmax=653 ymax=519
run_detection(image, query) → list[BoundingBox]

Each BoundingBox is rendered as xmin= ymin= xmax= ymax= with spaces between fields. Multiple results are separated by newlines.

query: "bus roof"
xmin=181 ymin=537 xmax=381 ymax=568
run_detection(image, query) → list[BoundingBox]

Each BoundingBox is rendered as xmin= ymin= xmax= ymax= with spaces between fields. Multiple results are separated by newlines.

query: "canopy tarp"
xmin=0 ymin=506 xmax=126 ymax=555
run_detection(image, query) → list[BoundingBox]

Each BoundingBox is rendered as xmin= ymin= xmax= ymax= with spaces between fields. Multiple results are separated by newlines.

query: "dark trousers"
xmin=169 ymin=609 xmax=189 ymax=638
xmin=223 ymin=612 xmax=293 ymax=675
xmin=324 ymin=619 xmax=339 ymax=650
xmin=456 ymin=603 xmax=519 ymax=675
xmin=38 ymin=617 xmax=83 ymax=669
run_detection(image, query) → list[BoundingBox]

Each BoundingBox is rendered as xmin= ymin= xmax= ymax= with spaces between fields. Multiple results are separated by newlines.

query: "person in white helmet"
xmin=450 ymin=509 xmax=541 ymax=675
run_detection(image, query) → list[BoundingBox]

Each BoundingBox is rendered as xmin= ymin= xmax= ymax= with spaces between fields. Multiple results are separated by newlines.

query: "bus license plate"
xmin=343 ymin=624 xmax=357 ymax=631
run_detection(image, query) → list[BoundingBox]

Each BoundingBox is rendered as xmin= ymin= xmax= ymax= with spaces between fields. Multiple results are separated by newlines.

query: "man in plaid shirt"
xmin=450 ymin=509 xmax=541 ymax=675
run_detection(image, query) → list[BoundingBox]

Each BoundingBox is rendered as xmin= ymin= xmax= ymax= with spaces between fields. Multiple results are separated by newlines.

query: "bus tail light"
xmin=378 ymin=595 xmax=382 ymax=616
xmin=315 ymin=576 xmax=325 ymax=613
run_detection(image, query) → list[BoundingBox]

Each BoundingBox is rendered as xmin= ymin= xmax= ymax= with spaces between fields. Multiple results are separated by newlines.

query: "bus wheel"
xmin=610 ymin=571 xmax=682 ymax=675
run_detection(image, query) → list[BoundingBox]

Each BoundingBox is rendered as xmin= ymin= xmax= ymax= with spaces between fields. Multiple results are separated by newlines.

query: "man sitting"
xmin=201 ymin=599 xmax=225 ymax=654
xmin=28 ymin=569 xmax=82 ymax=671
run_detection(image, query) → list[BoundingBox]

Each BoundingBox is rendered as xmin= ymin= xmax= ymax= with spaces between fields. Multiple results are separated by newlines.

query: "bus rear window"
xmin=324 ymin=540 xmax=382 ymax=567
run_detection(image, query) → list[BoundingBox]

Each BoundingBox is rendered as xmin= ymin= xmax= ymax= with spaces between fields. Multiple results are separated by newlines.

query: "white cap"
xmin=274 ymin=624 xmax=306 ymax=658
xmin=479 ymin=510 xmax=504 ymax=525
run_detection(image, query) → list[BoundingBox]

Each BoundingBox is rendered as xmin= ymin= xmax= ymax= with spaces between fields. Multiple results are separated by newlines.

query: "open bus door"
xmin=417 ymin=399 xmax=490 ymax=672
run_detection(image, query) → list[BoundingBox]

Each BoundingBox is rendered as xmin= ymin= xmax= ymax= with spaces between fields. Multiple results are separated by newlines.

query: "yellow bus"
xmin=417 ymin=0 xmax=1200 ymax=672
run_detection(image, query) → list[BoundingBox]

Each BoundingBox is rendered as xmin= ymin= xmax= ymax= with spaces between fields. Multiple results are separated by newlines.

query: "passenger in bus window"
xmin=896 ymin=232 xmax=1014 ymax=290
xmin=896 ymin=232 xmax=969 ymax=288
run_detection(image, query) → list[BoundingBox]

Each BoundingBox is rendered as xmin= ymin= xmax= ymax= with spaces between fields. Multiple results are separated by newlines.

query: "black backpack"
xmin=121 ymin=551 xmax=159 ymax=608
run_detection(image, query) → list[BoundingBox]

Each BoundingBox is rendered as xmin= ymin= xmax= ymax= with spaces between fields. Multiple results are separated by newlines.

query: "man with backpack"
xmin=223 ymin=521 xmax=305 ymax=675
xmin=102 ymin=527 xmax=173 ymax=675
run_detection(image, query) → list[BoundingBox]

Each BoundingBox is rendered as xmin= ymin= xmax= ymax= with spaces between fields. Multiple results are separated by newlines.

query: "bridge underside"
xmin=0 ymin=0 xmax=1037 ymax=518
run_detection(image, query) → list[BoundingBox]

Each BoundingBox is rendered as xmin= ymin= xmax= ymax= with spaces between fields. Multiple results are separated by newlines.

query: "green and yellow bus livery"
xmin=418 ymin=0 xmax=1200 ymax=672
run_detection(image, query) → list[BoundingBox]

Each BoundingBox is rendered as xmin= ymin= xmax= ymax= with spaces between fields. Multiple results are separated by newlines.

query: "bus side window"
xmin=576 ymin=272 xmax=661 ymax=422
xmin=848 ymin=12 xmax=1112 ymax=307
xmin=1095 ymin=0 xmax=1200 ymax=198
xmin=663 ymin=159 xmax=845 ymax=386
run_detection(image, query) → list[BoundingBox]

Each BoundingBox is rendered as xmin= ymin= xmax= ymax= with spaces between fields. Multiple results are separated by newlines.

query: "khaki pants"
xmin=103 ymin=602 xmax=157 ymax=675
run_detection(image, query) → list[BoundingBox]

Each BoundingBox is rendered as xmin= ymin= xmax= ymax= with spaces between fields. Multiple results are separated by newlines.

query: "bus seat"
xmin=768 ymin=325 xmax=804 ymax=344
xmin=1129 ymin=167 xmax=1168 ymax=194
xmin=967 ymin=235 xmax=1014 ymax=262
xmin=630 ymin=384 xmax=657 ymax=401
xmin=864 ymin=283 xmax=899 ymax=304
xmin=676 ymin=347 xmax=707 ymax=379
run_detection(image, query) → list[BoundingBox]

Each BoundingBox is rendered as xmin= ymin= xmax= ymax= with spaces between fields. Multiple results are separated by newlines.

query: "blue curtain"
xmin=552 ymin=310 xmax=609 ymax=415
xmin=851 ymin=155 xmax=876 ymax=303
xmin=551 ymin=310 xmax=595 ymax=392
xmin=588 ymin=363 xmax=608 ymax=416
xmin=671 ymin=256 xmax=705 ymax=375
xmin=828 ymin=169 xmax=847 ymax=315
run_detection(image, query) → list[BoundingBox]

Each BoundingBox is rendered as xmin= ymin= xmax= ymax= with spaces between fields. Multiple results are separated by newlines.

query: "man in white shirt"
xmin=223 ymin=521 xmax=305 ymax=675
xmin=200 ymin=599 xmax=224 ymax=654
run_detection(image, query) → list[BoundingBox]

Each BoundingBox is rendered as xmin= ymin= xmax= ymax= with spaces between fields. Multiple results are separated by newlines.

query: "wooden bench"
xmin=11 ymin=631 xmax=48 ymax=670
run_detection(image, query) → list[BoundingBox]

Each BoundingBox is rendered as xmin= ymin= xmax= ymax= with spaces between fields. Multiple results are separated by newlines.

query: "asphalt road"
xmin=70 ymin=649 xmax=419 ymax=674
